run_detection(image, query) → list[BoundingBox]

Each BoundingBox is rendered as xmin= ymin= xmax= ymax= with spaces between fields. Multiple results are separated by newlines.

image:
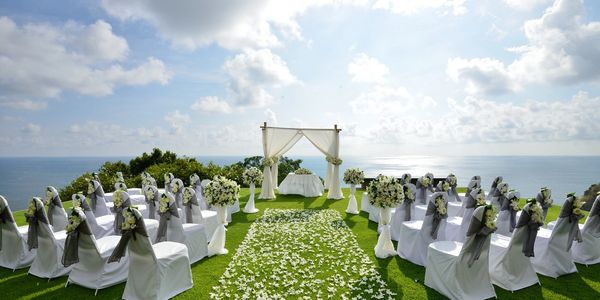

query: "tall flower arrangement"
xmin=242 ymin=167 xmax=263 ymax=186
xmin=343 ymin=168 xmax=364 ymax=185
xmin=204 ymin=176 xmax=240 ymax=207
xmin=367 ymin=175 xmax=404 ymax=208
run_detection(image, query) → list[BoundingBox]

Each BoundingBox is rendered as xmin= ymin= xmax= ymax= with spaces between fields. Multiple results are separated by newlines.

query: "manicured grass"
xmin=2 ymin=189 xmax=599 ymax=299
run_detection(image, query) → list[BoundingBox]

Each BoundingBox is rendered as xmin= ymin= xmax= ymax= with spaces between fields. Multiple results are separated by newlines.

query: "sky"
xmin=1 ymin=0 xmax=600 ymax=157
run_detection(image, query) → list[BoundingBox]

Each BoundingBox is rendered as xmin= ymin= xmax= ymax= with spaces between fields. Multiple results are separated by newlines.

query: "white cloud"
xmin=504 ymin=0 xmax=549 ymax=11
xmin=448 ymin=0 xmax=600 ymax=95
xmin=264 ymin=108 xmax=278 ymax=125
xmin=372 ymin=0 xmax=467 ymax=16
xmin=347 ymin=53 xmax=389 ymax=83
xmin=349 ymin=85 xmax=437 ymax=115
xmin=164 ymin=110 xmax=191 ymax=134
xmin=0 ymin=99 xmax=47 ymax=110
xmin=21 ymin=123 xmax=41 ymax=135
xmin=191 ymin=96 xmax=233 ymax=113
xmin=0 ymin=17 xmax=171 ymax=107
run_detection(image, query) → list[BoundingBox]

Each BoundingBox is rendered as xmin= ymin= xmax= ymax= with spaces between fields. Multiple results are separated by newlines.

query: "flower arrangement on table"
xmin=484 ymin=205 xmax=498 ymax=230
xmin=294 ymin=168 xmax=312 ymax=175
xmin=204 ymin=176 xmax=240 ymax=207
xmin=66 ymin=208 xmax=83 ymax=233
xmin=343 ymin=168 xmax=364 ymax=185
xmin=326 ymin=155 xmax=343 ymax=165
xmin=529 ymin=201 xmax=544 ymax=224
xmin=242 ymin=167 xmax=263 ymax=186
xmin=367 ymin=175 xmax=404 ymax=208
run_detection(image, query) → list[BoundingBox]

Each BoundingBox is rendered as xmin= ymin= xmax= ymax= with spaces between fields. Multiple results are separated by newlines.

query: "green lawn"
xmin=2 ymin=188 xmax=599 ymax=299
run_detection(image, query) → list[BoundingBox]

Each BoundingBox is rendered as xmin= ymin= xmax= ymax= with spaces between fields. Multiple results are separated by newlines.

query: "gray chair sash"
xmin=155 ymin=202 xmax=179 ymax=243
xmin=416 ymin=180 xmax=427 ymax=205
xmin=515 ymin=204 xmax=542 ymax=257
xmin=113 ymin=198 xmax=132 ymax=235
xmin=0 ymin=206 xmax=16 ymax=250
xmin=145 ymin=190 xmax=159 ymax=220
xmin=174 ymin=190 xmax=183 ymax=209
xmin=589 ymin=197 xmax=600 ymax=238
xmin=500 ymin=197 xmax=518 ymax=233
xmin=79 ymin=197 xmax=92 ymax=212
xmin=184 ymin=195 xmax=200 ymax=223
xmin=47 ymin=195 xmax=63 ymax=225
xmin=464 ymin=211 xmax=495 ymax=267
xmin=108 ymin=218 xmax=149 ymax=263
xmin=558 ymin=198 xmax=583 ymax=251
xmin=425 ymin=200 xmax=448 ymax=239
xmin=62 ymin=220 xmax=93 ymax=267
xmin=26 ymin=206 xmax=49 ymax=251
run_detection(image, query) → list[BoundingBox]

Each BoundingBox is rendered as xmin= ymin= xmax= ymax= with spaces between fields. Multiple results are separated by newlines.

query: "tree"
xmin=129 ymin=148 xmax=177 ymax=175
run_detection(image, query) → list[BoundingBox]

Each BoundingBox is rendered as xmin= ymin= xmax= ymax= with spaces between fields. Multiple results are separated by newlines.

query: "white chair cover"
xmin=27 ymin=198 xmax=72 ymax=278
xmin=88 ymin=180 xmax=111 ymax=217
xmin=111 ymin=209 xmax=193 ymax=300
xmin=424 ymin=206 xmax=496 ymax=300
xmin=207 ymin=205 xmax=229 ymax=256
xmin=65 ymin=211 xmax=128 ymax=292
xmin=183 ymin=187 xmax=218 ymax=240
xmin=532 ymin=196 xmax=581 ymax=278
xmin=445 ymin=188 xmax=480 ymax=243
xmin=489 ymin=202 xmax=541 ymax=291
xmin=397 ymin=193 xmax=448 ymax=266
xmin=0 ymin=195 xmax=36 ymax=270
xmin=72 ymin=193 xmax=114 ymax=239
xmin=391 ymin=183 xmax=417 ymax=241
xmin=496 ymin=191 xmax=520 ymax=236
xmin=191 ymin=174 xmax=209 ymax=211
xmin=45 ymin=186 xmax=68 ymax=232
xmin=360 ymin=192 xmax=371 ymax=213
xmin=229 ymin=197 xmax=240 ymax=214
xmin=571 ymin=195 xmax=600 ymax=265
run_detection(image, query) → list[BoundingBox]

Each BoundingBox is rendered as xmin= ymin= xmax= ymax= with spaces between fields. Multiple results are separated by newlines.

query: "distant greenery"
xmin=58 ymin=149 xmax=303 ymax=201
xmin=581 ymin=182 xmax=600 ymax=211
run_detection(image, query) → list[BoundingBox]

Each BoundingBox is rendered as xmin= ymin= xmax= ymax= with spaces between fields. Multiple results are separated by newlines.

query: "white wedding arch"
xmin=258 ymin=122 xmax=344 ymax=200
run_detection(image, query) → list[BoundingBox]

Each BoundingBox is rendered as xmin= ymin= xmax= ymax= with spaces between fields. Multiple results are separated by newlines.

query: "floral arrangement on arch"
xmin=326 ymin=155 xmax=343 ymax=166
xmin=294 ymin=168 xmax=312 ymax=175
xmin=242 ymin=167 xmax=263 ymax=186
xmin=367 ymin=175 xmax=404 ymax=208
xmin=343 ymin=168 xmax=364 ymax=185
xmin=204 ymin=176 xmax=240 ymax=207
xmin=263 ymin=157 xmax=276 ymax=167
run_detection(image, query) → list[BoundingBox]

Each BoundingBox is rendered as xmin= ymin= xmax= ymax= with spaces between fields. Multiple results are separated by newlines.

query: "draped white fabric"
xmin=259 ymin=126 xmax=343 ymax=199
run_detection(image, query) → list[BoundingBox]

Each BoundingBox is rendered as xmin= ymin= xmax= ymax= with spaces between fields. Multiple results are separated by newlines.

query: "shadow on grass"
xmin=538 ymin=271 xmax=600 ymax=299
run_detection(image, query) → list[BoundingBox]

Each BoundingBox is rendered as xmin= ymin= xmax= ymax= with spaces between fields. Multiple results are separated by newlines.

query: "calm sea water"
xmin=0 ymin=156 xmax=598 ymax=210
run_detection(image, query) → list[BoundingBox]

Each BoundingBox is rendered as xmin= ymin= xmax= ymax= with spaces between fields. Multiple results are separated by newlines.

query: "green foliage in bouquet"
xmin=294 ymin=168 xmax=312 ymax=175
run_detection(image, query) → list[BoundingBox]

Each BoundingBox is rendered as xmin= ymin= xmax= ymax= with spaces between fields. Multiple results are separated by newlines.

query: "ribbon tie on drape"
xmin=184 ymin=195 xmax=199 ymax=224
xmin=0 ymin=205 xmax=15 ymax=251
xmin=156 ymin=202 xmax=179 ymax=243
xmin=62 ymin=220 xmax=93 ymax=267
xmin=558 ymin=198 xmax=583 ymax=251
xmin=113 ymin=198 xmax=132 ymax=235
xmin=515 ymin=203 xmax=542 ymax=257
xmin=425 ymin=200 xmax=447 ymax=239
xmin=108 ymin=219 xmax=149 ymax=263
xmin=26 ymin=204 xmax=49 ymax=251
xmin=464 ymin=211 xmax=496 ymax=267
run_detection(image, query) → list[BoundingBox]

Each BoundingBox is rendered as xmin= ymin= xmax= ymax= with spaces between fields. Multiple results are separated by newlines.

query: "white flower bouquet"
xmin=73 ymin=192 xmax=85 ymax=208
xmin=421 ymin=176 xmax=431 ymax=187
xmin=484 ymin=206 xmax=498 ymax=229
xmin=326 ymin=156 xmax=343 ymax=165
xmin=183 ymin=187 xmax=194 ymax=204
xmin=530 ymin=202 xmax=544 ymax=224
xmin=510 ymin=198 xmax=520 ymax=211
xmin=122 ymin=208 xmax=137 ymax=230
xmin=573 ymin=195 xmax=583 ymax=216
xmin=447 ymin=174 xmax=457 ymax=187
xmin=190 ymin=173 xmax=200 ymax=186
xmin=87 ymin=181 xmax=95 ymax=194
xmin=343 ymin=168 xmax=364 ymax=185
xmin=66 ymin=208 xmax=83 ymax=233
xmin=441 ymin=181 xmax=450 ymax=192
xmin=145 ymin=188 xmax=155 ymax=202
xmin=367 ymin=175 xmax=404 ymax=208
xmin=294 ymin=168 xmax=312 ymax=175
xmin=172 ymin=179 xmax=183 ymax=193
xmin=242 ymin=167 xmax=263 ymax=185
xmin=113 ymin=190 xmax=124 ymax=208
xmin=25 ymin=199 xmax=37 ymax=217
xmin=500 ymin=183 xmax=509 ymax=194
xmin=204 ymin=176 xmax=240 ymax=207
xmin=159 ymin=193 xmax=170 ymax=213
xmin=476 ymin=190 xmax=486 ymax=206
xmin=45 ymin=189 xmax=54 ymax=205
xmin=434 ymin=195 xmax=447 ymax=216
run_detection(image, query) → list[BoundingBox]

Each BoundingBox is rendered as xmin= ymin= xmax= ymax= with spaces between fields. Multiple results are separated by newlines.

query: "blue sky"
xmin=1 ymin=0 xmax=600 ymax=157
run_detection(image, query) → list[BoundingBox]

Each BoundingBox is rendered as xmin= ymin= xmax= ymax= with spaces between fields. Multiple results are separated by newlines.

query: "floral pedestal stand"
xmin=208 ymin=205 xmax=229 ymax=256
xmin=346 ymin=184 xmax=359 ymax=214
xmin=374 ymin=207 xmax=396 ymax=258
xmin=243 ymin=183 xmax=259 ymax=214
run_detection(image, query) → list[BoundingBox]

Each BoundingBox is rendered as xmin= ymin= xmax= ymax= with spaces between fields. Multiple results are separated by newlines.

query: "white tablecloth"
xmin=278 ymin=173 xmax=324 ymax=197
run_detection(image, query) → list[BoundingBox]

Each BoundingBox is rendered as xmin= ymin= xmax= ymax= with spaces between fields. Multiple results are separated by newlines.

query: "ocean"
xmin=0 ymin=156 xmax=598 ymax=211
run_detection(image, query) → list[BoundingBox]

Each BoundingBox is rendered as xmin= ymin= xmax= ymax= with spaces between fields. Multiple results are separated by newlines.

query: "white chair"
xmin=360 ymin=192 xmax=371 ymax=214
xmin=27 ymin=197 xmax=72 ymax=278
xmin=144 ymin=185 xmax=160 ymax=220
xmin=109 ymin=208 xmax=193 ymax=300
xmin=397 ymin=192 xmax=448 ymax=266
xmin=64 ymin=209 xmax=128 ymax=295
xmin=170 ymin=178 xmax=185 ymax=209
xmin=496 ymin=191 xmax=520 ymax=236
xmin=489 ymin=201 xmax=542 ymax=291
xmin=445 ymin=188 xmax=483 ymax=243
xmin=45 ymin=186 xmax=68 ymax=232
xmin=156 ymin=193 xmax=208 ymax=263
xmin=532 ymin=195 xmax=582 ymax=278
xmin=571 ymin=195 xmax=600 ymax=265
xmin=390 ymin=183 xmax=417 ymax=241
xmin=0 ymin=195 xmax=36 ymax=270
xmin=112 ymin=190 xmax=154 ymax=235
xmin=183 ymin=187 xmax=218 ymax=240
xmin=425 ymin=205 xmax=496 ymax=300
xmin=88 ymin=180 xmax=111 ymax=217
xmin=486 ymin=176 xmax=503 ymax=202
xmin=190 ymin=173 xmax=209 ymax=210
xmin=72 ymin=193 xmax=114 ymax=239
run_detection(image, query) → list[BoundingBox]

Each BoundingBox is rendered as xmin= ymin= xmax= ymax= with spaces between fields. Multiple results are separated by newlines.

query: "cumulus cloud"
xmin=347 ymin=53 xmax=389 ymax=83
xmin=264 ymin=108 xmax=278 ymax=125
xmin=372 ymin=0 xmax=467 ymax=16
xmin=504 ymin=0 xmax=550 ymax=11
xmin=191 ymin=96 xmax=233 ymax=113
xmin=0 ymin=99 xmax=47 ymax=110
xmin=448 ymin=0 xmax=600 ymax=95
xmin=21 ymin=123 xmax=41 ymax=135
xmin=164 ymin=110 xmax=191 ymax=134
xmin=349 ymin=85 xmax=437 ymax=115
xmin=0 ymin=17 xmax=171 ymax=108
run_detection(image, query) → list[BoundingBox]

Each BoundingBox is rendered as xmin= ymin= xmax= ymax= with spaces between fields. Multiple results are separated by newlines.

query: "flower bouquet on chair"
xmin=368 ymin=174 xmax=404 ymax=258
xmin=204 ymin=175 xmax=240 ymax=256
xmin=343 ymin=168 xmax=364 ymax=215
xmin=242 ymin=167 xmax=262 ymax=214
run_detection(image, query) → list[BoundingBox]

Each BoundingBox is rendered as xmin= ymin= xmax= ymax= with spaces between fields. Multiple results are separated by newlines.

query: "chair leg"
xmin=65 ymin=279 xmax=69 ymax=288
xmin=95 ymin=289 xmax=99 ymax=296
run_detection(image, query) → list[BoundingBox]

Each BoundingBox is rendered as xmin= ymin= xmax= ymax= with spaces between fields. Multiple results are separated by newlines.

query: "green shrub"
xmin=582 ymin=182 xmax=600 ymax=211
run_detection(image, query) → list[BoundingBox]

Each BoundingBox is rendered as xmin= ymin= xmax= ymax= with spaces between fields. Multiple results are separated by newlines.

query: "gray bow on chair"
xmin=0 ymin=196 xmax=16 ymax=251
xmin=402 ymin=184 xmax=416 ymax=221
xmin=62 ymin=209 xmax=93 ymax=267
xmin=155 ymin=193 xmax=180 ymax=243
xmin=463 ymin=205 xmax=496 ymax=267
xmin=558 ymin=195 xmax=584 ymax=251
xmin=144 ymin=185 xmax=159 ymax=220
xmin=26 ymin=198 xmax=49 ymax=251
xmin=183 ymin=187 xmax=199 ymax=224
xmin=88 ymin=180 xmax=105 ymax=211
xmin=416 ymin=177 xmax=429 ymax=205
xmin=536 ymin=187 xmax=553 ymax=221
xmin=113 ymin=192 xmax=132 ymax=235
xmin=501 ymin=191 xmax=520 ymax=233
xmin=515 ymin=200 xmax=543 ymax=257
xmin=108 ymin=208 xmax=149 ymax=263
xmin=425 ymin=193 xmax=448 ymax=239
xmin=46 ymin=186 xmax=63 ymax=226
